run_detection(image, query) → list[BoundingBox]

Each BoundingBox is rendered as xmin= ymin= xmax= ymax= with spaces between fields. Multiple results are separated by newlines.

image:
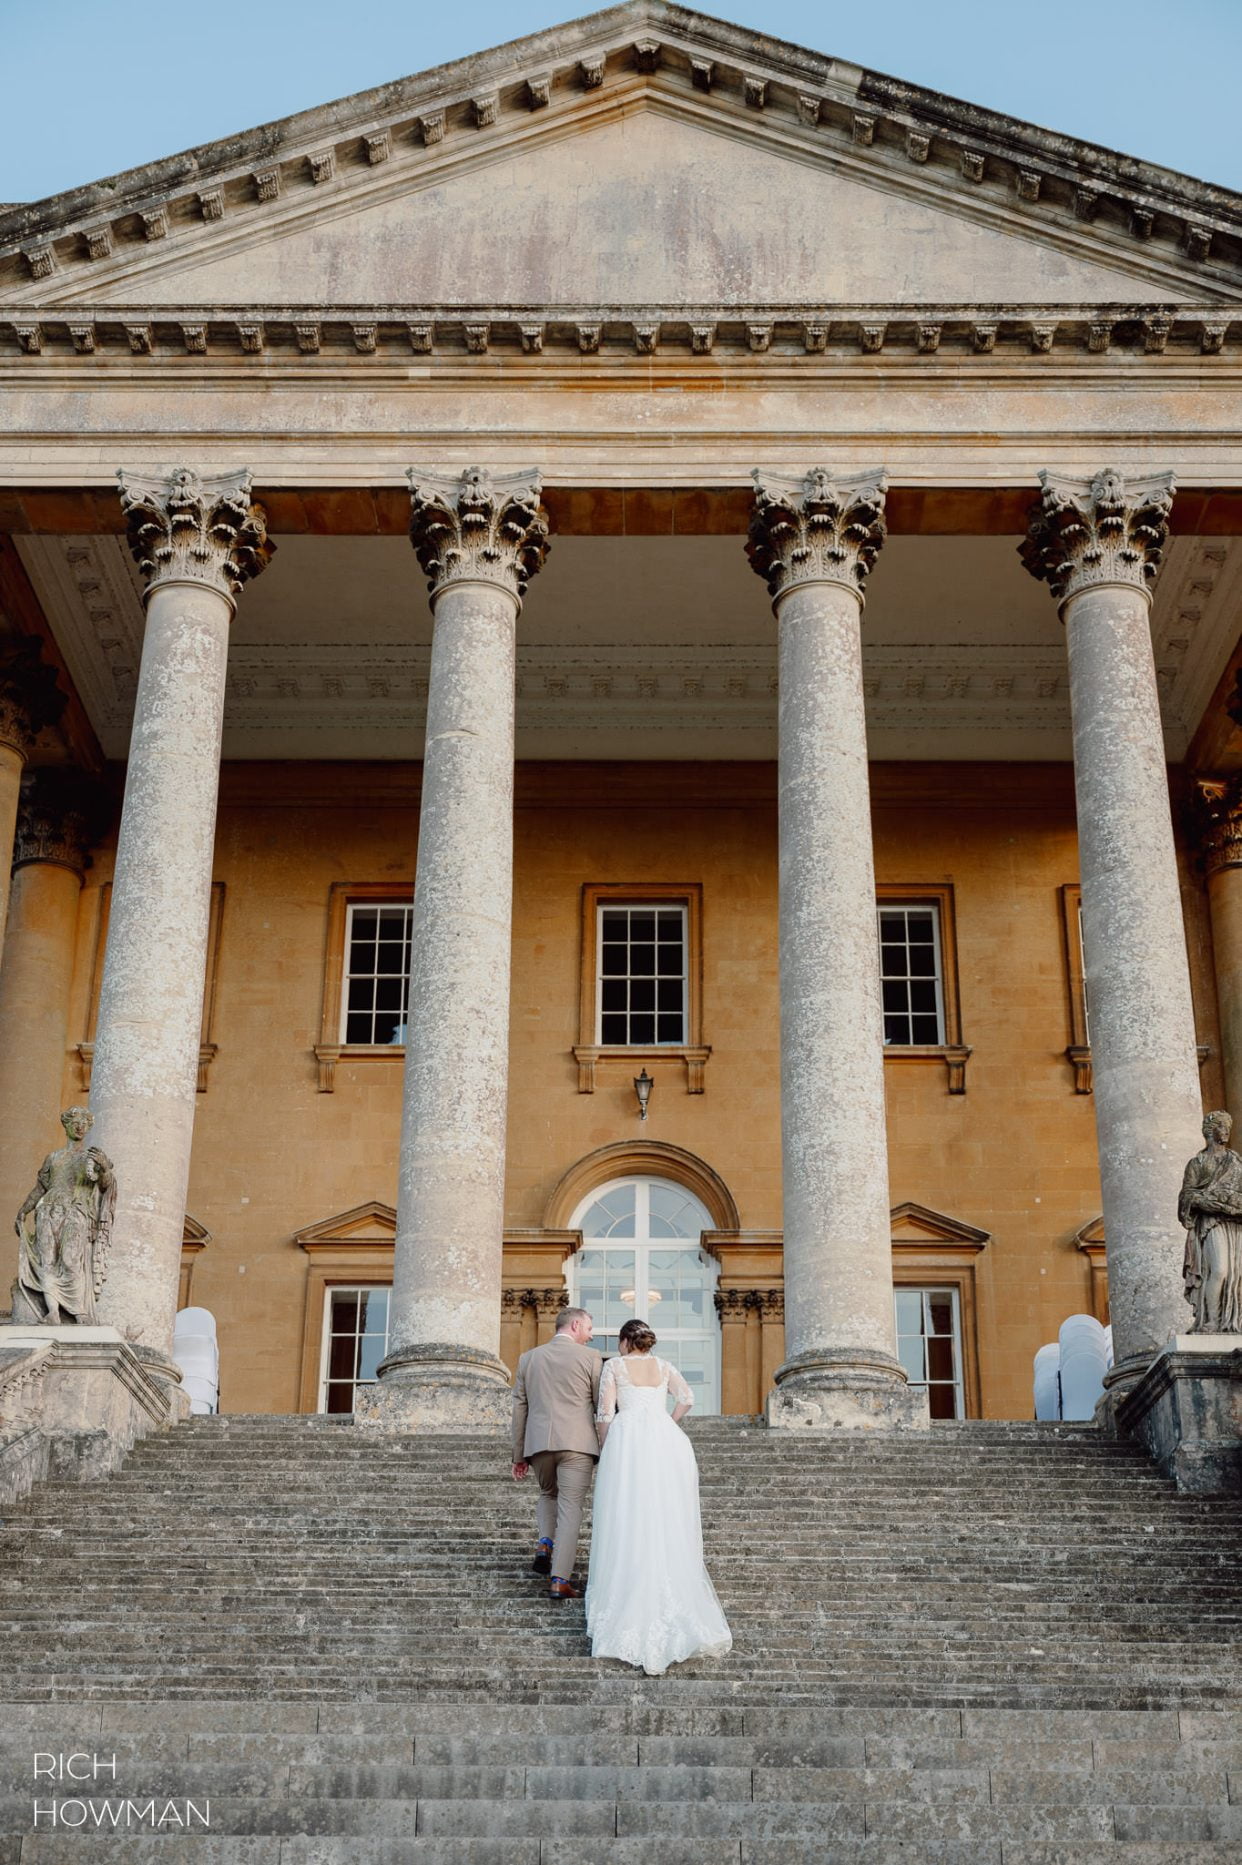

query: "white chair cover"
xmin=1033 ymin=1343 xmax=1061 ymax=1420
xmin=1058 ymin=1312 xmax=1109 ymax=1420
xmin=174 ymin=1307 xmax=219 ymax=1415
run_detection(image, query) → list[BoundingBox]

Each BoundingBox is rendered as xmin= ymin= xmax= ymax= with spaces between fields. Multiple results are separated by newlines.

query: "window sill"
xmin=314 ymin=1042 xmax=405 ymax=1093
xmin=882 ymin=1042 xmax=971 ymax=1095
xmin=572 ymin=1044 xmax=711 ymax=1094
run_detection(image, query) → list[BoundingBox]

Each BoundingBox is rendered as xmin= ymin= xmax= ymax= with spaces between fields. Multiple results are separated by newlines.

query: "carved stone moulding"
xmin=1020 ymin=465 xmax=1176 ymax=607
xmin=117 ymin=465 xmax=275 ymax=604
xmin=13 ymin=767 xmax=105 ymax=876
xmin=0 ymin=640 xmax=67 ymax=757
xmin=407 ymin=465 xmax=549 ymax=606
xmin=6 ymin=20 xmax=1242 ymax=303
xmin=3 ymin=306 xmax=1234 ymax=361
xmin=1194 ymin=774 xmax=1242 ymax=877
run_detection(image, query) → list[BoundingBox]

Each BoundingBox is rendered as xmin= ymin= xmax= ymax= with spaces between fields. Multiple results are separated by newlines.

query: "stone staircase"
xmin=0 ymin=1414 xmax=1239 ymax=1860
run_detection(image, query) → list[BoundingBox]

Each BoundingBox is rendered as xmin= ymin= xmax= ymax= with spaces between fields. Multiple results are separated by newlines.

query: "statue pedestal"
xmin=1105 ymin=1335 xmax=1242 ymax=1496
xmin=0 ymin=1325 xmax=180 ymax=1504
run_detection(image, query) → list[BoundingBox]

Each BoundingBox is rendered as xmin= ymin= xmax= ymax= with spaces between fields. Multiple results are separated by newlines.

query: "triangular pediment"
xmin=891 ymin=1202 xmax=990 ymax=1252
xmin=295 ymin=1201 xmax=396 ymax=1250
xmin=2 ymin=3 xmax=1238 ymax=313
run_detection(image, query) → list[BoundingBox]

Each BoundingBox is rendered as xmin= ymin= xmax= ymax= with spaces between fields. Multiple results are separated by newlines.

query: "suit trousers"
xmin=529 ymin=1449 xmax=595 ymax=1581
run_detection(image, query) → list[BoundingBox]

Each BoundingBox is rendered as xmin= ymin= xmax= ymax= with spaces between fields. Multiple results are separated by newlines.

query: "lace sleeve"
xmin=596 ymin=1357 xmax=619 ymax=1423
xmin=664 ymin=1359 xmax=694 ymax=1409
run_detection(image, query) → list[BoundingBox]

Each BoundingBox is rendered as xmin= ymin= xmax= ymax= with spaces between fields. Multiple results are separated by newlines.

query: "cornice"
xmin=1 ymin=303 xmax=1237 ymax=363
xmin=1 ymin=2 xmax=1239 ymax=307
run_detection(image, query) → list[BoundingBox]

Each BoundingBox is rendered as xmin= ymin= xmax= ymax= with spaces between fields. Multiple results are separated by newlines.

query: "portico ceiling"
xmin=15 ymin=528 xmax=1240 ymax=763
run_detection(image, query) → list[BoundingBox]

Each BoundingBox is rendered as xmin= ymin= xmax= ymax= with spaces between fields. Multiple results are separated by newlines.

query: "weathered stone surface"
xmin=0 ymin=1326 xmax=171 ymax=1502
xmin=91 ymin=469 xmax=270 ymax=1375
xmin=363 ymin=472 xmax=549 ymax=1430
xmin=1114 ymin=1335 xmax=1242 ymax=1493
xmin=746 ymin=472 xmax=925 ymax=1429
xmin=1022 ymin=468 xmax=1199 ymax=1384
xmin=10 ymin=1106 xmax=114 ymax=1327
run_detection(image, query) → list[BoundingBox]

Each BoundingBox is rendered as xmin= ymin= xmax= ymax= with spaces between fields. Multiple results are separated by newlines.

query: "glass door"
xmin=567 ymin=1177 xmax=721 ymax=1414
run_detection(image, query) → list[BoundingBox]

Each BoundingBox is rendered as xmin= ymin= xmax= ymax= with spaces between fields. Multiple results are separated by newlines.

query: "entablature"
xmin=2 ymin=302 xmax=1237 ymax=364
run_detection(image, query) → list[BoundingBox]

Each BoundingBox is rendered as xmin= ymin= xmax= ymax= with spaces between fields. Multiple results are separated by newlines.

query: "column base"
xmin=766 ymin=1349 xmax=930 ymax=1431
xmin=1101 ymin=1335 xmax=1242 ymax=1495
xmin=0 ymin=1324 xmax=178 ymax=1503
xmin=353 ymin=1343 xmax=513 ymax=1433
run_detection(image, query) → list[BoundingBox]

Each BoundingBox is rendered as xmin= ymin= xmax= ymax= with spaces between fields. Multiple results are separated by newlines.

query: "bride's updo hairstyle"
xmin=619 ymin=1318 xmax=657 ymax=1354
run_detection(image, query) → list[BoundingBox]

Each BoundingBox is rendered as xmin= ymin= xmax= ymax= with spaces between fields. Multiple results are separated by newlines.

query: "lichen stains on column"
xmin=747 ymin=468 xmax=927 ymax=1430
xmin=90 ymin=468 xmax=272 ymax=1378
xmin=1023 ymin=467 xmax=1200 ymax=1381
xmin=357 ymin=467 xmax=549 ymax=1431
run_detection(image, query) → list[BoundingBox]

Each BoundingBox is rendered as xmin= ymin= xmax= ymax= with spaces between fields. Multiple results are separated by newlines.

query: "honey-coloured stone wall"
xmin=0 ymin=759 xmax=1219 ymax=1421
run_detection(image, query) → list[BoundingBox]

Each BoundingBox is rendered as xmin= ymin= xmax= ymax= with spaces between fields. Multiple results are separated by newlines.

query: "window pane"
xmin=596 ymin=904 xmax=686 ymax=1046
xmin=875 ymin=903 xmax=944 ymax=1047
xmin=331 ymin=1292 xmax=359 ymax=1332
xmin=928 ymin=1382 xmax=958 ymax=1420
xmin=357 ymin=1333 xmax=386 ymax=1381
xmin=927 ymin=1293 xmax=954 ymax=1335
xmin=894 ymin=1290 xmax=922 ymax=1334
xmin=927 ymin=1335 xmax=956 ymax=1384
xmin=342 ymin=902 xmax=412 ymax=1044
xmin=897 ymin=1336 xmax=925 ymax=1383
xmin=328 ymin=1333 xmax=358 ymax=1381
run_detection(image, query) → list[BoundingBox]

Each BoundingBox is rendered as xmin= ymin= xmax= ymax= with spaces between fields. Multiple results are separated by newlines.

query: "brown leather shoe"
xmin=549 ymin=1577 xmax=581 ymax=1600
xmin=531 ymin=1541 xmax=553 ymax=1576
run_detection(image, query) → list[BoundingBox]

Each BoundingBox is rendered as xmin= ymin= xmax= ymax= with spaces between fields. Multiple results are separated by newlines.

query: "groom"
xmin=511 ymin=1306 xmax=602 ymax=1600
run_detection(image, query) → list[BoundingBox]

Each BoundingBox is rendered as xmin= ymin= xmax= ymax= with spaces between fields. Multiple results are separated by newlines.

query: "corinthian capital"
xmin=0 ymin=640 xmax=66 ymax=757
xmin=1194 ymin=774 xmax=1242 ymax=876
xmin=117 ymin=467 xmax=274 ymax=605
xmin=746 ymin=468 xmax=888 ymax=605
xmin=407 ymin=467 xmax=550 ymax=606
xmin=1020 ymin=467 xmax=1175 ymax=608
xmin=14 ymin=767 xmax=104 ymax=877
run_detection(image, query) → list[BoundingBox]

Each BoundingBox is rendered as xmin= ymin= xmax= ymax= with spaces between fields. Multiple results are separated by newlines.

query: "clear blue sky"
xmin=4 ymin=0 xmax=1240 ymax=204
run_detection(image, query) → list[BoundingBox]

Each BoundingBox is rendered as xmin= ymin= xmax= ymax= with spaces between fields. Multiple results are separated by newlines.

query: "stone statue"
xmin=10 ymin=1107 xmax=115 ymax=1327
xmin=1178 ymin=1110 xmax=1242 ymax=1334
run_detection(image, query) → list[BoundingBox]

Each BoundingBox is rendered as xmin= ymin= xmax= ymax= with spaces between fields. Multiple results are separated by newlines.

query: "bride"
xmin=586 ymin=1317 xmax=732 ymax=1676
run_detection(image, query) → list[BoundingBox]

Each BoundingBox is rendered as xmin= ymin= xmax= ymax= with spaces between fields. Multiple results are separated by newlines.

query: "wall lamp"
xmin=633 ymin=1067 xmax=653 ymax=1122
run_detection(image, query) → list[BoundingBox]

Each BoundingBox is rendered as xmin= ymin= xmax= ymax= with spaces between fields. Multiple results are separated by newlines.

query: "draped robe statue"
xmin=11 ymin=1106 xmax=115 ymax=1327
xmin=1178 ymin=1110 xmax=1242 ymax=1335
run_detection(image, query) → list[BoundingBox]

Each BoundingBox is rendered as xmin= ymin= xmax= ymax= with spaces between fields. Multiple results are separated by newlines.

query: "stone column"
xmin=91 ymin=469 xmax=272 ymax=1381
xmin=0 ymin=770 xmax=100 ymax=1235
xmin=1194 ymin=776 xmax=1242 ymax=1119
xmin=1022 ymin=468 xmax=1200 ymax=1387
xmin=746 ymin=469 xmax=926 ymax=1430
xmin=0 ymin=642 xmax=67 ymax=959
xmin=358 ymin=468 xmax=549 ymax=1430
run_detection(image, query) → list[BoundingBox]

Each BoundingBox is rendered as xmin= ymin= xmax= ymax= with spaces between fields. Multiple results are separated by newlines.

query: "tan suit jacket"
xmin=511 ymin=1333 xmax=603 ymax=1461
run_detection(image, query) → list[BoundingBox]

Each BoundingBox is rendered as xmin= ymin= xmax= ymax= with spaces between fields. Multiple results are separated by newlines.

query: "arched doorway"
xmin=566 ymin=1176 xmax=721 ymax=1414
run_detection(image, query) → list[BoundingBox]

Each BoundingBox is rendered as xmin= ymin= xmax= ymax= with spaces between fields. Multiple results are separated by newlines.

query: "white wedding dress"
xmin=586 ymin=1353 xmax=733 ymax=1676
